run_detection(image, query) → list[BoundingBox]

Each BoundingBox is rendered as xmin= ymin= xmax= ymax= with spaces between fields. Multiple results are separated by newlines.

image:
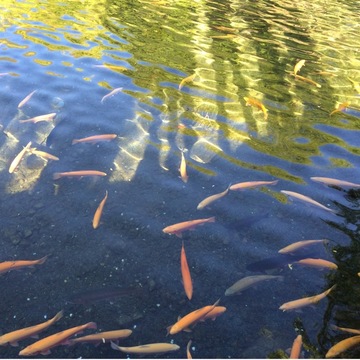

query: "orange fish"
xmin=53 ymin=170 xmax=107 ymax=180
xmin=331 ymin=324 xmax=360 ymax=335
xmin=8 ymin=141 xmax=32 ymax=173
xmin=19 ymin=322 xmax=97 ymax=356
xmin=310 ymin=176 xmax=360 ymax=188
xmin=294 ymin=258 xmax=338 ymax=270
xmin=293 ymin=74 xmax=321 ymax=88
xmin=68 ymin=329 xmax=132 ymax=345
xmin=326 ymin=334 xmax=360 ymax=358
xmin=29 ymin=148 xmax=59 ymax=161
xmin=181 ymin=241 xmax=193 ymax=300
xmin=168 ymin=299 xmax=220 ymax=334
xmin=179 ymin=149 xmax=188 ymax=183
xmin=19 ymin=113 xmax=56 ymax=123
xmin=278 ymin=239 xmax=329 ymax=254
xmin=197 ymin=185 xmax=230 ymax=210
xmin=179 ymin=73 xmax=196 ymax=91
xmin=293 ymin=60 xmax=305 ymax=76
xmin=229 ymin=180 xmax=278 ymax=191
xmin=290 ymin=334 xmax=302 ymax=359
xmin=18 ymin=90 xmax=37 ymax=109
xmin=111 ymin=342 xmax=180 ymax=354
xmin=330 ymin=102 xmax=349 ymax=116
xmin=0 ymin=255 xmax=48 ymax=275
xmin=279 ymin=285 xmax=336 ymax=312
xmin=244 ymin=97 xmax=268 ymax=120
xmin=92 ymin=190 xmax=108 ymax=229
xmin=162 ymin=217 xmax=215 ymax=238
xmin=72 ymin=134 xmax=117 ymax=145
xmin=0 ymin=310 xmax=63 ymax=346
xmin=200 ymin=306 xmax=226 ymax=321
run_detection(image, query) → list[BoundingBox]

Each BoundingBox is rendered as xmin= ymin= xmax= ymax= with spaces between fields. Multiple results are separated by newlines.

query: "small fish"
xmin=331 ymin=325 xmax=360 ymax=335
xmin=93 ymin=64 xmax=128 ymax=72
xmin=210 ymin=34 xmax=237 ymax=39
xmin=294 ymin=258 xmax=338 ymax=270
xmin=326 ymin=334 xmax=360 ymax=358
xmin=0 ymin=310 xmax=63 ymax=346
xmin=72 ymin=134 xmax=117 ymax=145
xmin=225 ymin=275 xmax=284 ymax=296
xmin=310 ymin=176 xmax=360 ymax=189
xmin=162 ymin=217 xmax=215 ymax=238
xmin=186 ymin=340 xmax=192 ymax=359
xmin=0 ymin=255 xmax=48 ymax=275
xmin=168 ymin=299 xmax=220 ymax=334
xmin=211 ymin=26 xmax=237 ymax=33
xmin=179 ymin=149 xmax=188 ymax=183
xmin=111 ymin=342 xmax=180 ymax=354
xmin=279 ymin=284 xmax=336 ymax=312
xmin=197 ymin=185 xmax=230 ymax=210
xmin=101 ymin=87 xmax=123 ymax=103
xmin=294 ymin=60 xmax=306 ymax=76
xmin=18 ymin=90 xmax=37 ymax=108
xmin=19 ymin=322 xmax=97 ymax=356
xmin=53 ymin=170 xmax=107 ymax=180
xmin=181 ymin=241 xmax=193 ymax=300
xmin=19 ymin=113 xmax=56 ymax=123
xmin=68 ymin=329 xmax=132 ymax=345
xmin=29 ymin=148 xmax=59 ymax=161
xmin=278 ymin=239 xmax=328 ymax=254
xmin=229 ymin=180 xmax=278 ymax=191
xmin=8 ymin=141 xmax=32 ymax=173
xmin=330 ymin=102 xmax=349 ymax=116
xmin=92 ymin=190 xmax=108 ymax=229
xmin=293 ymin=74 xmax=321 ymax=88
xmin=179 ymin=73 xmax=196 ymax=91
xmin=290 ymin=334 xmax=302 ymax=359
xmin=244 ymin=97 xmax=268 ymax=120
xmin=280 ymin=190 xmax=337 ymax=214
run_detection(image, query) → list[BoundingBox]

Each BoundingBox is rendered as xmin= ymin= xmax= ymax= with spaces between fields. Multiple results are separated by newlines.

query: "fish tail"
xmin=38 ymin=255 xmax=49 ymax=264
xmin=208 ymin=216 xmax=216 ymax=223
xmin=71 ymin=139 xmax=79 ymax=145
xmin=53 ymin=173 xmax=61 ymax=180
xmin=53 ymin=310 xmax=64 ymax=322
xmin=87 ymin=322 xmax=97 ymax=330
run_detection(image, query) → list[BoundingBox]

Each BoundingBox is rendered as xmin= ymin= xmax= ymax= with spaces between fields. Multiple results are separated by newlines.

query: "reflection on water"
xmin=0 ymin=0 xmax=360 ymax=358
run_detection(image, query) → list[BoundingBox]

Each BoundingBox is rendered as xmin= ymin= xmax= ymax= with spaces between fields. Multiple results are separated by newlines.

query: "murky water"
xmin=1 ymin=0 xmax=360 ymax=358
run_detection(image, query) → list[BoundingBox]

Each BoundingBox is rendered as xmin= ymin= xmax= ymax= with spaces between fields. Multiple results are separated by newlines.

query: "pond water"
xmin=1 ymin=0 xmax=360 ymax=358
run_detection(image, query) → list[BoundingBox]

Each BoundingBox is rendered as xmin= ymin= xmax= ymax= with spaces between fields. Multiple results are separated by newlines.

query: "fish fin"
xmin=10 ymin=341 xmax=19 ymax=347
xmin=40 ymin=349 xmax=51 ymax=355
xmin=175 ymin=232 xmax=183 ymax=238
xmin=166 ymin=325 xmax=172 ymax=336
xmin=183 ymin=327 xmax=192 ymax=333
xmin=30 ymin=334 xmax=39 ymax=339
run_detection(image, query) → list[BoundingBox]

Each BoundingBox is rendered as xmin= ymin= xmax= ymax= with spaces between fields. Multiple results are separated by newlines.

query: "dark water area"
xmin=1 ymin=0 xmax=360 ymax=358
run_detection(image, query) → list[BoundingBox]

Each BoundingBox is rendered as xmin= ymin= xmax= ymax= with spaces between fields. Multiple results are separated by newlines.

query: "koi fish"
xmin=162 ymin=217 xmax=215 ymax=238
xmin=0 ymin=255 xmax=48 ymax=275
xmin=278 ymin=239 xmax=328 ymax=254
xmin=168 ymin=299 xmax=220 ymax=334
xmin=294 ymin=258 xmax=338 ymax=270
xmin=19 ymin=113 xmax=56 ymax=123
xmin=181 ymin=241 xmax=193 ymax=300
xmin=280 ymin=190 xmax=338 ymax=214
xmin=225 ymin=275 xmax=283 ymax=296
xmin=0 ymin=310 xmax=63 ymax=346
xmin=29 ymin=148 xmax=59 ymax=161
xmin=179 ymin=149 xmax=188 ymax=183
xmin=68 ymin=329 xmax=132 ymax=345
xmin=8 ymin=141 xmax=32 ymax=173
xmin=92 ymin=190 xmax=108 ymax=229
xmin=53 ymin=170 xmax=107 ymax=180
xmin=330 ymin=102 xmax=349 ymax=116
xmin=290 ymin=334 xmax=302 ymax=359
xmin=279 ymin=285 xmax=336 ymax=312
xmin=72 ymin=134 xmax=117 ymax=145
xmin=186 ymin=340 xmax=192 ymax=359
xmin=179 ymin=73 xmax=196 ymax=91
xmin=111 ymin=342 xmax=180 ymax=354
xmin=326 ymin=334 xmax=360 ymax=358
xmin=18 ymin=90 xmax=37 ymax=109
xmin=293 ymin=74 xmax=321 ymax=88
xmin=229 ymin=180 xmax=278 ymax=191
xmin=197 ymin=185 xmax=230 ymax=210
xmin=294 ymin=60 xmax=305 ymax=76
xmin=244 ymin=97 xmax=268 ymax=120
xmin=101 ymin=87 xmax=123 ymax=103
xmin=19 ymin=322 xmax=97 ymax=356
xmin=310 ymin=176 xmax=360 ymax=189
